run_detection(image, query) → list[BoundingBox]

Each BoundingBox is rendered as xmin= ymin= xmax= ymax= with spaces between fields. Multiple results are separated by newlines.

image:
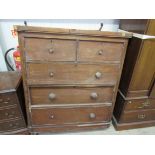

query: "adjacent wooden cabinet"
xmin=16 ymin=26 xmax=130 ymax=134
xmin=113 ymin=19 xmax=155 ymax=130
xmin=0 ymin=71 xmax=28 ymax=134
xmin=119 ymin=19 xmax=155 ymax=35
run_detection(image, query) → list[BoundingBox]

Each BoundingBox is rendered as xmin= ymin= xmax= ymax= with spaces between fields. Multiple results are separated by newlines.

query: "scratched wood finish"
xmin=0 ymin=72 xmax=27 ymax=134
xmin=30 ymin=87 xmax=113 ymax=105
xmin=0 ymin=93 xmax=18 ymax=107
xmin=119 ymin=109 xmax=155 ymax=123
xmin=25 ymin=38 xmax=76 ymax=61
xmin=31 ymin=106 xmax=112 ymax=125
xmin=27 ymin=63 xmax=119 ymax=85
xmin=113 ymin=22 xmax=155 ymax=130
xmin=124 ymin=98 xmax=155 ymax=111
xmin=16 ymin=26 xmax=130 ymax=134
xmin=78 ymin=41 xmax=123 ymax=62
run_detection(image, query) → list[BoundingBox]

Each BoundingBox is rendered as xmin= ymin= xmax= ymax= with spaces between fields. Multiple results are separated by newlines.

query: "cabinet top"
xmin=15 ymin=25 xmax=132 ymax=38
xmin=0 ymin=71 xmax=21 ymax=93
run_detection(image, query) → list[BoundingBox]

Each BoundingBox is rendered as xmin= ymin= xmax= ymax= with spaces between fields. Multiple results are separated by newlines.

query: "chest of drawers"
xmin=16 ymin=26 xmax=130 ymax=134
xmin=0 ymin=72 xmax=28 ymax=134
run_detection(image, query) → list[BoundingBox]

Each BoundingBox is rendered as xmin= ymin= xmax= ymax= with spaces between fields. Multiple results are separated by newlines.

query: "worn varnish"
xmin=113 ymin=20 xmax=155 ymax=130
xmin=0 ymin=72 xmax=28 ymax=134
xmin=16 ymin=25 xmax=130 ymax=134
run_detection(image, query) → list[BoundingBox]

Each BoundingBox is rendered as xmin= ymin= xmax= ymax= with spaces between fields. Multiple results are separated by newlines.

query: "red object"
xmin=13 ymin=46 xmax=21 ymax=70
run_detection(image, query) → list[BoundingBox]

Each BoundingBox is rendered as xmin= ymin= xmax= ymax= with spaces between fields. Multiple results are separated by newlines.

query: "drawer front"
xmin=0 ymin=93 xmax=18 ymax=108
xmin=0 ymin=119 xmax=25 ymax=132
xmin=27 ymin=63 xmax=119 ymax=85
xmin=31 ymin=106 xmax=112 ymax=125
xmin=78 ymin=41 xmax=123 ymax=62
xmin=124 ymin=98 xmax=155 ymax=111
xmin=0 ymin=106 xmax=21 ymax=121
xmin=30 ymin=87 xmax=113 ymax=105
xmin=120 ymin=109 xmax=155 ymax=123
xmin=25 ymin=38 xmax=76 ymax=61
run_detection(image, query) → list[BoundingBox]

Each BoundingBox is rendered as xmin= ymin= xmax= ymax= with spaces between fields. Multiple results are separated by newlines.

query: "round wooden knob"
xmin=89 ymin=113 xmax=96 ymax=119
xmin=95 ymin=72 xmax=102 ymax=79
xmin=49 ymin=114 xmax=54 ymax=119
xmin=9 ymin=123 xmax=13 ymax=127
xmin=49 ymin=48 xmax=54 ymax=54
xmin=49 ymin=72 xmax=54 ymax=77
xmin=98 ymin=50 xmax=103 ymax=55
xmin=49 ymin=93 xmax=56 ymax=100
xmin=5 ymin=112 xmax=9 ymax=116
xmin=90 ymin=92 xmax=98 ymax=100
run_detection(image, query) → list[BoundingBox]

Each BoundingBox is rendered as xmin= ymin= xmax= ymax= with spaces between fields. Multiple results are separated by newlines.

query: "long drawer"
xmin=120 ymin=109 xmax=155 ymax=123
xmin=124 ymin=98 xmax=155 ymax=111
xmin=27 ymin=63 xmax=119 ymax=85
xmin=31 ymin=106 xmax=112 ymax=126
xmin=30 ymin=87 xmax=113 ymax=105
xmin=0 ymin=106 xmax=21 ymax=121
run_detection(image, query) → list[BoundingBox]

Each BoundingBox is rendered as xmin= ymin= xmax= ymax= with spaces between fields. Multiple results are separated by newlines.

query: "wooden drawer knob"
xmin=0 ymin=99 xmax=3 ymax=103
xmin=5 ymin=112 xmax=9 ymax=116
xmin=90 ymin=92 xmax=98 ymax=100
xmin=89 ymin=113 xmax=96 ymax=119
xmin=49 ymin=114 xmax=55 ymax=119
xmin=49 ymin=48 xmax=54 ymax=54
xmin=49 ymin=93 xmax=56 ymax=100
xmin=49 ymin=72 xmax=54 ymax=77
xmin=95 ymin=72 xmax=102 ymax=79
xmin=98 ymin=50 xmax=103 ymax=55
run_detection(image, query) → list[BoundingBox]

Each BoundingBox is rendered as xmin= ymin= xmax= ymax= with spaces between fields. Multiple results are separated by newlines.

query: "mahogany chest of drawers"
xmin=0 ymin=71 xmax=27 ymax=134
xmin=16 ymin=26 xmax=130 ymax=134
xmin=113 ymin=19 xmax=155 ymax=130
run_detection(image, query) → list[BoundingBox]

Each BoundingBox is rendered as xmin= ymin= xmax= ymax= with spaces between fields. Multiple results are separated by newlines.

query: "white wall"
xmin=0 ymin=19 xmax=119 ymax=71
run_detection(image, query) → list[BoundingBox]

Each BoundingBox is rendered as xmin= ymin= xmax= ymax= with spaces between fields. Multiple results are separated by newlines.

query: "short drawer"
xmin=0 ymin=106 xmax=21 ymax=121
xmin=0 ymin=119 xmax=26 ymax=132
xmin=27 ymin=63 xmax=119 ymax=85
xmin=78 ymin=41 xmax=123 ymax=62
xmin=30 ymin=87 xmax=113 ymax=105
xmin=31 ymin=106 xmax=112 ymax=125
xmin=0 ymin=93 xmax=18 ymax=107
xmin=124 ymin=98 xmax=155 ymax=111
xmin=25 ymin=38 xmax=76 ymax=61
xmin=120 ymin=109 xmax=155 ymax=123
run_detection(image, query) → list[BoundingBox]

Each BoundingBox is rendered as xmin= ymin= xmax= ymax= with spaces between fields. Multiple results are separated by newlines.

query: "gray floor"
xmin=66 ymin=124 xmax=155 ymax=135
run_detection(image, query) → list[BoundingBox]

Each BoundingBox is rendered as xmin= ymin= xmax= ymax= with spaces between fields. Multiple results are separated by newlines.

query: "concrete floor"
xmin=66 ymin=124 xmax=155 ymax=135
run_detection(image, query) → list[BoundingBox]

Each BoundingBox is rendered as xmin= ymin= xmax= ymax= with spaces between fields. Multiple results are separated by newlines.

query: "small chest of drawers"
xmin=16 ymin=26 xmax=131 ymax=134
xmin=0 ymin=72 xmax=27 ymax=134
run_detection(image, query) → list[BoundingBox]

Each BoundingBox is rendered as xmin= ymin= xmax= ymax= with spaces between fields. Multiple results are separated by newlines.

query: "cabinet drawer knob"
xmin=5 ymin=112 xmax=9 ymax=116
xmin=0 ymin=99 xmax=3 ymax=103
xmin=49 ymin=48 xmax=54 ymax=54
xmin=90 ymin=92 xmax=98 ymax=100
xmin=49 ymin=93 xmax=56 ymax=100
xmin=49 ymin=114 xmax=54 ymax=119
xmin=138 ymin=114 xmax=146 ymax=119
xmin=49 ymin=72 xmax=54 ymax=77
xmin=98 ymin=50 xmax=103 ymax=55
xmin=95 ymin=72 xmax=102 ymax=79
xmin=9 ymin=123 xmax=13 ymax=127
xmin=89 ymin=113 xmax=96 ymax=119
